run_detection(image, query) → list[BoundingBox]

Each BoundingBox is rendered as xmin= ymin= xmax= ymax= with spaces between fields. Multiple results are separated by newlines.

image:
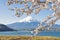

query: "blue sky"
xmin=0 ymin=0 xmax=60 ymax=25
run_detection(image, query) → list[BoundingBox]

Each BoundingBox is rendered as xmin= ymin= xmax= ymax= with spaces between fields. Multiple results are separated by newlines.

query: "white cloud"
xmin=19 ymin=16 xmax=32 ymax=22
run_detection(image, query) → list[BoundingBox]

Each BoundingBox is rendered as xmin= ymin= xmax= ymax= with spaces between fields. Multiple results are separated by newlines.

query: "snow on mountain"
xmin=19 ymin=16 xmax=32 ymax=22
xmin=7 ymin=16 xmax=40 ymax=30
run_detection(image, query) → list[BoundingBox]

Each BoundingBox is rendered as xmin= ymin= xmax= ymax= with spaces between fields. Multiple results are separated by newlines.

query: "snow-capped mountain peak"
xmin=19 ymin=16 xmax=32 ymax=22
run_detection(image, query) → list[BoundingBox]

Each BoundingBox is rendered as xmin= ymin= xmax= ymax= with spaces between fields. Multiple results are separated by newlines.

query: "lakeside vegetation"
xmin=0 ymin=36 xmax=60 ymax=40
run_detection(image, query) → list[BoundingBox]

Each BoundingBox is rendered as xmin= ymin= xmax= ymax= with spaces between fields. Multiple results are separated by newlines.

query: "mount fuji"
xmin=7 ymin=16 xmax=60 ymax=31
xmin=7 ymin=16 xmax=39 ymax=30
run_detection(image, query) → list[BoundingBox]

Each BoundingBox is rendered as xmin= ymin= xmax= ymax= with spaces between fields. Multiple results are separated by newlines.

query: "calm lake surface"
xmin=0 ymin=31 xmax=60 ymax=37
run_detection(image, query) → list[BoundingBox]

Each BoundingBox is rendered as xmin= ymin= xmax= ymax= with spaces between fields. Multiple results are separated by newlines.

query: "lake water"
xmin=0 ymin=31 xmax=60 ymax=37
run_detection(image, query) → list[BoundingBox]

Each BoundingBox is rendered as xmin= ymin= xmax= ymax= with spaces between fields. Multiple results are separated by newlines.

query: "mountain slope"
xmin=7 ymin=21 xmax=39 ymax=30
xmin=7 ymin=21 xmax=60 ymax=31
xmin=0 ymin=24 xmax=15 ymax=31
xmin=7 ymin=20 xmax=60 ymax=31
